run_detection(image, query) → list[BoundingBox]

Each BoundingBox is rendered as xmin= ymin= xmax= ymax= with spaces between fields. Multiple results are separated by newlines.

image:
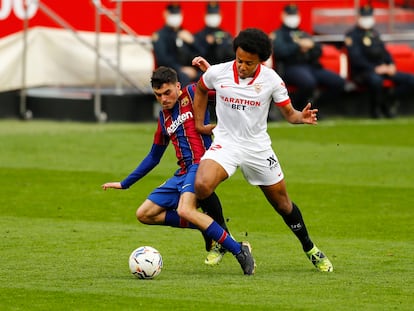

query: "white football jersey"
xmin=200 ymin=61 xmax=290 ymax=151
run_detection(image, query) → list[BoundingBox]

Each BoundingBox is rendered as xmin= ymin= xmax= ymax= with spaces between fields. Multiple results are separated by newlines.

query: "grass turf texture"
xmin=0 ymin=118 xmax=413 ymax=310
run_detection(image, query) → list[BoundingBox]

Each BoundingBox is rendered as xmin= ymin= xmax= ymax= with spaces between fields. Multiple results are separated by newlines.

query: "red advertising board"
xmin=0 ymin=0 xmax=364 ymax=39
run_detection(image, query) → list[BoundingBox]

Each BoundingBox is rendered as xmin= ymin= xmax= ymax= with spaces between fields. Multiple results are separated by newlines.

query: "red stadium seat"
xmin=386 ymin=44 xmax=414 ymax=75
xmin=322 ymin=44 xmax=349 ymax=79
xmin=342 ymin=44 xmax=414 ymax=89
xmin=275 ymin=44 xmax=347 ymax=94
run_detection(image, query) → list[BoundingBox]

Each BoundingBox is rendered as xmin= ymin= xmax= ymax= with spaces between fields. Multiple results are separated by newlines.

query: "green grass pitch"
xmin=0 ymin=118 xmax=413 ymax=310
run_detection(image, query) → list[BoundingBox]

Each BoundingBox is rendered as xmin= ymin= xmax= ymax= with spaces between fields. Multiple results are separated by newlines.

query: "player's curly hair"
xmin=151 ymin=66 xmax=178 ymax=89
xmin=233 ymin=28 xmax=272 ymax=62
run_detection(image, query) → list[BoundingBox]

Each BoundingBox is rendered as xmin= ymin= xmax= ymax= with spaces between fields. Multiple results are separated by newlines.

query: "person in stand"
xmin=270 ymin=4 xmax=347 ymax=111
xmin=101 ymin=64 xmax=232 ymax=266
xmin=194 ymin=2 xmax=234 ymax=65
xmin=344 ymin=4 xmax=414 ymax=118
xmin=190 ymin=28 xmax=333 ymax=273
xmin=152 ymin=3 xmax=202 ymax=87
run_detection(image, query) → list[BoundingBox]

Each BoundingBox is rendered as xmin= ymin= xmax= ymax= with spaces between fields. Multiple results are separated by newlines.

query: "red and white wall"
xmin=1 ymin=0 xmax=372 ymax=39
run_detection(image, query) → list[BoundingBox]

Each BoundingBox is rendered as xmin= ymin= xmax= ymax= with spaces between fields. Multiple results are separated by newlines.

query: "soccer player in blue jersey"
xmin=102 ymin=65 xmax=248 ymax=267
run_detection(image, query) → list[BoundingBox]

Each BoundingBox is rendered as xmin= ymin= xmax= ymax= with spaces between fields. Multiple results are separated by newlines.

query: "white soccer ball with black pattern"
xmin=128 ymin=246 xmax=163 ymax=279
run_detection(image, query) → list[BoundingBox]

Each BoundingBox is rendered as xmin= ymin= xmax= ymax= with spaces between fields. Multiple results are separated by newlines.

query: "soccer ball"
xmin=128 ymin=246 xmax=163 ymax=279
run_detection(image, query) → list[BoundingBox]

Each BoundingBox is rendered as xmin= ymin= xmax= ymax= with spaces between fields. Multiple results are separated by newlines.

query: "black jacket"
xmin=152 ymin=26 xmax=201 ymax=71
xmin=271 ymin=24 xmax=322 ymax=74
xmin=345 ymin=26 xmax=393 ymax=76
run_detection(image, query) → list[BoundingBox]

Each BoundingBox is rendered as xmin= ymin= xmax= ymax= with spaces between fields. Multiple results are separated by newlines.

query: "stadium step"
xmin=0 ymin=86 xmax=156 ymax=122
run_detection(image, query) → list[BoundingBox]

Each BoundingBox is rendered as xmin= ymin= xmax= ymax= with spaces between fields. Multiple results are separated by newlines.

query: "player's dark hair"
xmin=151 ymin=66 xmax=178 ymax=89
xmin=233 ymin=28 xmax=272 ymax=62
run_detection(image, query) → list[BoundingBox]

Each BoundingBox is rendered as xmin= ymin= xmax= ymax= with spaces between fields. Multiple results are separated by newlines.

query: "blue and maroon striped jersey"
xmin=155 ymin=83 xmax=212 ymax=175
xmin=120 ymin=83 xmax=212 ymax=189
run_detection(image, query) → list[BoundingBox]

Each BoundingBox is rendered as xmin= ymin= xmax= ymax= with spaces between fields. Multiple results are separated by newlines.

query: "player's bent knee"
xmin=194 ymin=181 xmax=213 ymax=200
xmin=136 ymin=210 xmax=146 ymax=223
xmin=176 ymin=206 xmax=186 ymax=218
xmin=176 ymin=205 xmax=193 ymax=222
xmin=136 ymin=208 xmax=151 ymax=224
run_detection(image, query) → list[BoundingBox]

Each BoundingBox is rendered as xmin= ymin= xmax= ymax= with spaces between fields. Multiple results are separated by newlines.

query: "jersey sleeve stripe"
xmin=199 ymin=76 xmax=213 ymax=91
xmin=275 ymin=98 xmax=291 ymax=107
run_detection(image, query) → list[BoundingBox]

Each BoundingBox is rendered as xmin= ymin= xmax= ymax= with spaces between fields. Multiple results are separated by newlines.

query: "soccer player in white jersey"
xmin=191 ymin=28 xmax=333 ymax=272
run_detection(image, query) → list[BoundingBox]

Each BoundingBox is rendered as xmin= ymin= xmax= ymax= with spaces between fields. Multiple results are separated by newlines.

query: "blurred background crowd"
xmin=1 ymin=0 xmax=413 ymax=121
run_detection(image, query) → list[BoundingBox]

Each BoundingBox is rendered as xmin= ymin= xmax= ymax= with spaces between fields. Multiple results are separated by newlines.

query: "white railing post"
xmin=115 ymin=0 xmax=123 ymax=94
xmin=93 ymin=0 xmax=107 ymax=122
xmin=19 ymin=0 xmax=33 ymax=120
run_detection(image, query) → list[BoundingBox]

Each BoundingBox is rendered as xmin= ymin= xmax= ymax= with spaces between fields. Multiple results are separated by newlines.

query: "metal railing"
xmin=20 ymin=0 xmax=151 ymax=122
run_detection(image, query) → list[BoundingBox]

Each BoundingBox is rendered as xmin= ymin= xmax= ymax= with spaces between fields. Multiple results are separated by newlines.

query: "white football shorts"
xmin=201 ymin=141 xmax=284 ymax=186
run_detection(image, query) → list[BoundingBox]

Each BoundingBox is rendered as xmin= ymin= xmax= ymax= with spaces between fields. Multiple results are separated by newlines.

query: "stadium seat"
xmin=319 ymin=44 xmax=348 ymax=78
xmin=343 ymin=43 xmax=414 ymax=90
xmin=386 ymin=43 xmax=414 ymax=75
xmin=274 ymin=44 xmax=347 ymax=94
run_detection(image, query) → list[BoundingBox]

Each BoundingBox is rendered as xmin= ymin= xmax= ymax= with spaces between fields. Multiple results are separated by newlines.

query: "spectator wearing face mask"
xmin=269 ymin=4 xmax=347 ymax=111
xmin=194 ymin=2 xmax=234 ymax=65
xmin=344 ymin=4 xmax=414 ymax=118
xmin=152 ymin=3 xmax=202 ymax=86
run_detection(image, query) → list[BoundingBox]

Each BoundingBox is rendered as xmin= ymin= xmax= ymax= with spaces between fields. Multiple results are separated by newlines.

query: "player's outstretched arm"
xmin=102 ymin=182 xmax=122 ymax=190
xmin=279 ymin=102 xmax=318 ymax=125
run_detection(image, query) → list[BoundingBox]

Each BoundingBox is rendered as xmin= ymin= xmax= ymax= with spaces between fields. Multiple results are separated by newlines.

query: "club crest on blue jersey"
xmin=180 ymin=97 xmax=190 ymax=107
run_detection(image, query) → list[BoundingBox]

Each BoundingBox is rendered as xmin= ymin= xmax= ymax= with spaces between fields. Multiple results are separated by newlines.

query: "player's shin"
xmin=204 ymin=221 xmax=241 ymax=255
xmin=282 ymin=202 xmax=313 ymax=252
xmin=198 ymin=192 xmax=229 ymax=232
xmin=164 ymin=210 xmax=198 ymax=229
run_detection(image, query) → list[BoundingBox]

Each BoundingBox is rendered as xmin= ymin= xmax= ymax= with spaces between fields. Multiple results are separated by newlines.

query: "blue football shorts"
xmin=147 ymin=164 xmax=198 ymax=210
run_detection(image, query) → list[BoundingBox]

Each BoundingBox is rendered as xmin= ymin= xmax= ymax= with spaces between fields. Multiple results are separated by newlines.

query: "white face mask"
xmin=283 ymin=15 xmax=301 ymax=29
xmin=205 ymin=14 xmax=222 ymax=28
xmin=358 ymin=16 xmax=375 ymax=29
xmin=166 ymin=14 xmax=183 ymax=28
